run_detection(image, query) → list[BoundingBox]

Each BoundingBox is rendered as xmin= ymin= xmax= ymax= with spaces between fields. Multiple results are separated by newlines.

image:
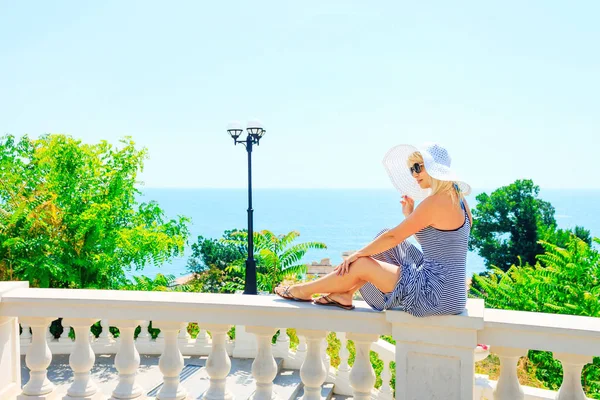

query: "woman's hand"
xmin=335 ymin=251 xmax=362 ymax=276
xmin=401 ymin=195 xmax=415 ymax=217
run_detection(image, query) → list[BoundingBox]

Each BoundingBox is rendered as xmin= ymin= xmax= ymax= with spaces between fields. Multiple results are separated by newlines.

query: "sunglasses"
xmin=410 ymin=163 xmax=424 ymax=174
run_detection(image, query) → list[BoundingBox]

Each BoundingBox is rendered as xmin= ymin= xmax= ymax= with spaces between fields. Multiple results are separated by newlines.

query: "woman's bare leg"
xmin=314 ymin=280 xmax=366 ymax=306
xmin=275 ymin=257 xmax=400 ymax=303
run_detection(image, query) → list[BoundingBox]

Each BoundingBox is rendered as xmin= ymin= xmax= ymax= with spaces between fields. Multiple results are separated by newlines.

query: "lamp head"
xmin=227 ymin=121 xmax=244 ymax=140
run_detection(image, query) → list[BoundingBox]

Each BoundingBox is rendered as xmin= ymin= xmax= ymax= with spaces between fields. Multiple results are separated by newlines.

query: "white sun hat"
xmin=382 ymin=142 xmax=471 ymax=201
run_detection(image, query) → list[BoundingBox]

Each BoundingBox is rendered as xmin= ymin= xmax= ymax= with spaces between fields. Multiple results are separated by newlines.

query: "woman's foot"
xmin=274 ymin=285 xmax=312 ymax=301
xmin=313 ymin=292 xmax=353 ymax=308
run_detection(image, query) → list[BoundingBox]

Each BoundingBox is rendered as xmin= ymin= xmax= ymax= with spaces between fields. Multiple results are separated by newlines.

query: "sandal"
xmin=274 ymin=286 xmax=312 ymax=302
xmin=312 ymin=295 xmax=355 ymax=310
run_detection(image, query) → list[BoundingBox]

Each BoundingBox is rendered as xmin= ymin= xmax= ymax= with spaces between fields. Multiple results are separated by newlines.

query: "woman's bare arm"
xmin=355 ymin=198 xmax=436 ymax=257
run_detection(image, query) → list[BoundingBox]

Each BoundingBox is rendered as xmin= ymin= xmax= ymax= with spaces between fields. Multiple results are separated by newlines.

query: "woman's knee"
xmin=351 ymin=257 xmax=379 ymax=278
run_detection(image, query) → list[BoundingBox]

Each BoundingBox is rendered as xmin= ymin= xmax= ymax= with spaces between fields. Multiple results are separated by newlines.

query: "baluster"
xmin=337 ymin=332 xmax=350 ymax=378
xmin=110 ymin=320 xmax=144 ymax=400
xmin=195 ymin=327 xmax=210 ymax=356
xmin=555 ymin=353 xmax=593 ymax=400
xmin=287 ymin=333 xmax=308 ymax=370
xmin=137 ymin=320 xmax=151 ymax=343
xmin=322 ymin=338 xmax=331 ymax=375
xmin=333 ymin=332 xmax=352 ymax=396
xmin=297 ymin=329 xmax=327 ymax=400
xmin=97 ymin=319 xmax=114 ymax=345
xmin=59 ymin=321 xmax=72 ymax=344
xmin=178 ymin=323 xmax=190 ymax=339
xmin=153 ymin=321 xmax=187 ymax=400
xmin=347 ymin=333 xmax=378 ymax=400
xmin=493 ymin=347 xmax=526 ymax=400
xmin=296 ymin=334 xmax=307 ymax=362
xmin=273 ymin=328 xmax=291 ymax=358
xmin=62 ymin=318 xmax=101 ymax=400
xmin=203 ymin=324 xmax=233 ymax=400
xmin=46 ymin=320 xmax=55 ymax=342
xmin=247 ymin=326 xmax=278 ymax=400
xmin=196 ymin=328 xmax=209 ymax=345
xmin=20 ymin=322 xmax=32 ymax=346
xmin=18 ymin=317 xmax=56 ymax=399
xmin=379 ymin=360 xmax=393 ymax=400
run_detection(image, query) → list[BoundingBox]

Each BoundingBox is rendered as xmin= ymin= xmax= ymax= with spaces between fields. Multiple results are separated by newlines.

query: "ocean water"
xmin=129 ymin=188 xmax=600 ymax=280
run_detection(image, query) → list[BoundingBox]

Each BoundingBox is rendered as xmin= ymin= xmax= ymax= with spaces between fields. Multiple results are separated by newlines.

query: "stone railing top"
xmin=0 ymin=286 xmax=391 ymax=335
xmin=484 ymin=308 xmax=600 ymax=336
xmin=0 ymin=281 xmax=29 ymax=297
xmin=480 ymin=308 xmax=600 ymax=356
xmin=386 ymin=298 xmax=485 ymax=330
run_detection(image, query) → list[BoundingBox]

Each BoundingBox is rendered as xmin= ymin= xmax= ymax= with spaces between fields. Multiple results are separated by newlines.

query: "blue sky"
xmin=1 ymin=1 xmax=599 ymax=189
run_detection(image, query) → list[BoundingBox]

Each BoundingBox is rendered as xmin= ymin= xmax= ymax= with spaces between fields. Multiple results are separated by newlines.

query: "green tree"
xmin=469 ymin=179 xmax=589 ymax=271
xmin=186 ymin=229 xmax=247 ymax=293
xmin=471 ymin=236 xmax=600 ymax=397
xmin=0 ymin=134 xmax=189 ymax=288
xmin=223 ymin=230 xmax=327 ymax=293
xmin=187 ymin=229 xmax=246 ymax=273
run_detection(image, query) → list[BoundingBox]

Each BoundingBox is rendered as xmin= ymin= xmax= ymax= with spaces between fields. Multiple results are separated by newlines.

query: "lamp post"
xmin=227 ymin=120 xmax=266 ymax=295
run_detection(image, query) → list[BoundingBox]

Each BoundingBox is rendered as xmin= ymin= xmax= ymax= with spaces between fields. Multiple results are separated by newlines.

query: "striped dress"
xmin=359 ymin=202 xmax=470 ymax=317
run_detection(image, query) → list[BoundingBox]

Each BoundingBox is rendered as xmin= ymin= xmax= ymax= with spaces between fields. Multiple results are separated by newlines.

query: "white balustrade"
xmin=347 ymin=333 xmax=378 ymax=400
xmin=154 ymin=321 xmax=187 ymax=400
xmin=297 ymin=329 xmax=328 ymax=400
xmin=18 ymin=317 xmax=56 ymax=399
xmin=110 ymin=320 xmax=145 ymax=400
xmin=203 ymin=324 xmax=233 ymax=400
xmin=555 ymin=353 xmax=593 ymax=400
xmin=3 ymin=286 xmax=600 ymax=400
xmin=247 ymin=326 xmax=279 ymax=400
xmin=62 ymin=318 xmax=102 ymax=400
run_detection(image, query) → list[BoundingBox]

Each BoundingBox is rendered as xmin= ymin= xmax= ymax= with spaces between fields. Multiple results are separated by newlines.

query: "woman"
xmin=274 ymin=142 xmax=472 ymax=317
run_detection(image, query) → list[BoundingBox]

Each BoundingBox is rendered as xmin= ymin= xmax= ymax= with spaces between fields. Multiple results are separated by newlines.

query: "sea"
xmin=128 ymin=188 xmax=600 ymax=281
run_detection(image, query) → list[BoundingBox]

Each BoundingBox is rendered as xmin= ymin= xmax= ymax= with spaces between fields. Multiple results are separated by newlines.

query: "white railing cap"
xmin=0 ymin=281 xmax=29 ymax=300
xmin=480 ymin=308 xmax=600 ymax=356
xmin=385 ymin=298 xmax=485 ymax=330
xmin=0 ymin=287 xmax=392 ymax=335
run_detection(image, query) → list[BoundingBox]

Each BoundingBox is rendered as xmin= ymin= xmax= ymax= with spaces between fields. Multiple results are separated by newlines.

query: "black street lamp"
xmin=227 ymin=120 xmax=266 ymax=295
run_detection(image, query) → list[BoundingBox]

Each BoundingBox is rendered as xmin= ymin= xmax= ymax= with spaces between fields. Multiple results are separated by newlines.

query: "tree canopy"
xmin=0 ymin=134 xmax=189 ymax=288
xmin=469 ymin=179 xmax=590 ymax=271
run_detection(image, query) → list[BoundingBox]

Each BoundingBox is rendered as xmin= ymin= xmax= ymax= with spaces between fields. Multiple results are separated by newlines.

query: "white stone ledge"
xmin=0 ymin=288 xmax=391 ymax=335
xmin=480 ymin=308 xmax=600 ymax=356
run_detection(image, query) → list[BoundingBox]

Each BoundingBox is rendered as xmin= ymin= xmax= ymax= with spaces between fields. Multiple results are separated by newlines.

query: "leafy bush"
xmin=189 ymin=229 xmax=326 ymax=293
xmin=471 ymin=236 xmax=600 ymax=397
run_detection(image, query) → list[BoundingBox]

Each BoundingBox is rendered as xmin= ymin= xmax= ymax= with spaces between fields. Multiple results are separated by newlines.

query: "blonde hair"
xmin=408 ymin=152 xmax=464 ymax=206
